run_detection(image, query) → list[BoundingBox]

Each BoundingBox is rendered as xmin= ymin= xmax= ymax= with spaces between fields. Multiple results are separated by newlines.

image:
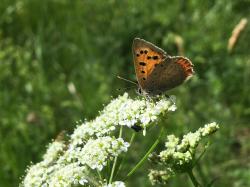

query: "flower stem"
xmin=129 ymin=132 xmax=136 ymax=145
xmin=196 ymin=161 xmax=207 ymax=185
xmin=187 ymin=170 xmax=200 ymax=187
xmin=114 ymin=131 xmax=136 ymax=179
xmin=97 ymin=170 xmax=103 ymax=181
xmin=109 ymin=126 xmax=123 ymax=184
xmin=125 ymin=127 xmax=164 ymax=179
xmin=193 ymin=143 xmax=209 ymax=167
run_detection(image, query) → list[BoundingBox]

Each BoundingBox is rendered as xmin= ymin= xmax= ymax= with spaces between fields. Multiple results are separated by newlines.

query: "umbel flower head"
xmin=148 ymin=122 xmax=219 ymax=185
xmin=71 ymin=93 xmax=176 ymax=142
xmin=22 ymin=93 xmax=176 ymax=187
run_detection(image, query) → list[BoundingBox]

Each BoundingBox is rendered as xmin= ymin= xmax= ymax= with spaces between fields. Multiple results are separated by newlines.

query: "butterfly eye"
xmin=138 ymin=88 xmax=142 ymax=94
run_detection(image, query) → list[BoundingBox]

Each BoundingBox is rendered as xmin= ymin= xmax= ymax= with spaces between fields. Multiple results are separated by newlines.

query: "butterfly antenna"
xmin=117 ymin=75 xmax=138 ymax=86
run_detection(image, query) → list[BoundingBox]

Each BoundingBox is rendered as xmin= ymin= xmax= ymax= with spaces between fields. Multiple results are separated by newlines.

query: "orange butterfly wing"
xmin=132 ymin=38 xmax=167 ymax=89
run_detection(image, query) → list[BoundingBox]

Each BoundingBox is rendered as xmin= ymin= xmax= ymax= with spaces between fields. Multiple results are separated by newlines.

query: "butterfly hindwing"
xmin=132 ymin=38 xmax=167 ymax=90
xmin=173 ymin=56 xmax=194 ymax=78
xmin=143 ymin=56 xmax=194 ymax=95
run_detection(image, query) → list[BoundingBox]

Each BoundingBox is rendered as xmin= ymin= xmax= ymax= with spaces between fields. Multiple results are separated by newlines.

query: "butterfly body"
xmin=132 ymin=38 xmax=194 ymax=96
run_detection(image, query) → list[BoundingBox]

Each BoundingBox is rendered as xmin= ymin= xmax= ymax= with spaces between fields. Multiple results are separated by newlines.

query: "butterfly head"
xmin=137 ymin=87 xmax=144 ymax=95
xmin=136 ymin=86 xmax=156 ymax=96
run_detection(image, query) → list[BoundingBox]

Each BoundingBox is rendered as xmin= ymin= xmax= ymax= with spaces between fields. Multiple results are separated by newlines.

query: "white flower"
xmin=103 ymin=181 xmax=126 ymax=187
xmin=182 ymin=131 xmax=201 ymax=148
xmin=165 ymin=135 xmax=179 ymax=150
xmin=168 ymin=104 xmax=177 ymax=111
xmin=47 ymin=163 xmax=88 ymax=187
xmin=199 ymin=122 xmax=219 ymax=136
xmin=148 ymin=169 xmax=174 ymax=185
xmin=23 ymin=163 xmax=48 ymax=187
xmin=77 ymin=136 xmax=129 ymax=171
xmin=43 ymin=141 xmax=65 ymax=165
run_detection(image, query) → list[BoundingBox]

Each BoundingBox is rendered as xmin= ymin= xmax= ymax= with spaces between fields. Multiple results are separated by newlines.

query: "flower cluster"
xmin=148 ymin=169 xmax=174 ymax=185
xmin=22 ymin=93 xmax=176 ymax=187
xmin=46 ymin=163 xmax=89 ymax=187
xmin=71 ymin=93 xmax=176 ymax=145
xmin=43 ymin=141 xmax=66 ymax=165
xmin=73 ymin=136 xmax=129 ymax=171
xmin=22 ymin=140 xmax=90 ymax=187
xmin=22 ymin=136 xmax=129 ymax=187
xmin=148 ymin=122 xmax=219 ymax=185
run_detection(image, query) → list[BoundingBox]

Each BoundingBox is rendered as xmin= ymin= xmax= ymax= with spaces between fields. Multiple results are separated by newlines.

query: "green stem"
xmin=187 ymin=170 xmax=200 ymax=187
xmin=193 ymin=143 xmax=209 ymax=185
xmin=125 ymin=127 xmax=164 ymax=179
xmin=196 ymin=161 xmax=207 ymax=185
xmin=193 ymin=143 xmax=209 ymax=167
xmin=109 ymin=126 xmax=123 ymax=184
xmin=114 ymin=132 xmax=136 ymax=179
xmin=129 ymin=132 xmax=136 ymax=145
xmin=119 ymin=126 xmax=123 ymax=138
xmin=97 ymin=170 xmax=103 ymax=181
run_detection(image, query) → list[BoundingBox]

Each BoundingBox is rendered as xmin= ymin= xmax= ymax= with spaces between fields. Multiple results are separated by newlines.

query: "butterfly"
xmin=132 ymin=38 xmax=194 ymax=96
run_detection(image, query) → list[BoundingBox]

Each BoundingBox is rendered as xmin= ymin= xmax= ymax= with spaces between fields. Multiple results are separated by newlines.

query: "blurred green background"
xmin=0 ymin=0 xmax=250 ymax=186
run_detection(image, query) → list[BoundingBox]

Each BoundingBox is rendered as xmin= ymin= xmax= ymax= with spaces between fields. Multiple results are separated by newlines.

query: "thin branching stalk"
xmin=125 ymin=127 xmax=164 ymax=179
xmin=187 ymin=170 xmax=200 ymax=187
xmin=129 ymin=132 xmax=136 ymax=145
xmin=97 ymin=170 xmax=103 ymax=181
xmin=114 ymin=132 xmax=137 ymax=179
xmin=109 ymin=127 xmax=123 ymax=183
xmin=196 ymin=162 xmax=207 ymax=185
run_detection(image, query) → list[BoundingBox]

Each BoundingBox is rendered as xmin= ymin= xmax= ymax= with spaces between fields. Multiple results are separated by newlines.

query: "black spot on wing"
xmin=141 ymin=70 xmax=145 ymax=74
xmin=153 ymin=56 xmax=159 ymax=60
xmin=136 ymin=53 xmax=140 ymax=57
xmin=139 ymin=62 xmax=146 ymax=66
xmin=147 ymin=56 xmax=151 ymax=60
xmin=140 ymin=50 xmax=144 ymax=54
xmin=144 ymin=50 xmax=148 ymax=54
xmin=142 ymin=77 xmax=146 ymax=80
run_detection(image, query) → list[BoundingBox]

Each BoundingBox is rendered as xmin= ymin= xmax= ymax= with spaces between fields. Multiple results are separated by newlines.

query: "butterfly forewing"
xmin=132 ymin=38 xmax=167 ymax=89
